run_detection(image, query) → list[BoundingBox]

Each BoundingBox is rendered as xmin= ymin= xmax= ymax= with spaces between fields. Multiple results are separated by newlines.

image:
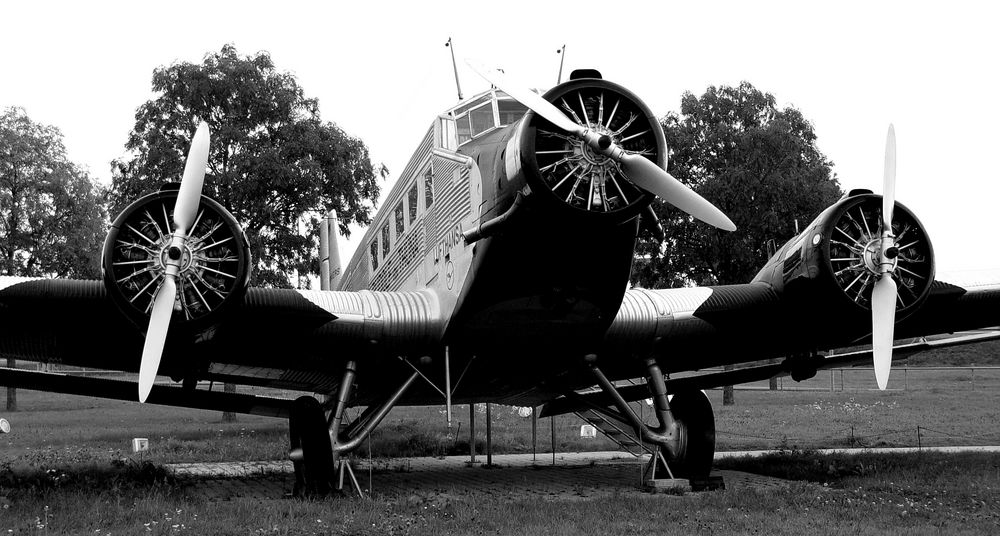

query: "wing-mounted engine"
xmin=756 ymin=190 xmax=935 ymax=325
xmin=102 ymin=185 xmax=252 ymax=333
xmin=507 ymin=77 xmax=664 ymax=222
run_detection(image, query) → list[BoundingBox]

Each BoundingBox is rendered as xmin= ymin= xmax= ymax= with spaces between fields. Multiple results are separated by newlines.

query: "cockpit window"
xmin=470 ymin=105 xmax=494 ymax=136
xmin=498 ymin=99 xmax=527 ymax=125
xmin=451 ymin=91 xmax=528 ymax=147
xmin=457 ymin=116 xmax=472 ymax=145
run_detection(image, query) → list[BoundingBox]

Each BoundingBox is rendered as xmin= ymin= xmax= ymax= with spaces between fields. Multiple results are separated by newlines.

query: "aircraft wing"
xmin=542 ymin=329 xmax=1000 ymax=417
xmin=0 ymin=276 xmax=447 ymax=409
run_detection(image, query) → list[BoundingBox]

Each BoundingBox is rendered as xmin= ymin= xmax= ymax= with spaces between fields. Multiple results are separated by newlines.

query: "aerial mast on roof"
xmin=556 ymin=45 xmax=566 ymax=84
xmin=445 ymin=37 xmax=463 ymax=101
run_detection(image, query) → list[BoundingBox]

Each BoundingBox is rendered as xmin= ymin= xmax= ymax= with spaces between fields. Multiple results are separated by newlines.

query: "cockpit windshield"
xmin=448 ymin=91 xmax=528 ymax=146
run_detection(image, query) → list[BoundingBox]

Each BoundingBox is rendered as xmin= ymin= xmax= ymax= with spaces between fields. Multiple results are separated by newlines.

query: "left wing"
xmin=0 ymin=275 xmax=446 ymax=408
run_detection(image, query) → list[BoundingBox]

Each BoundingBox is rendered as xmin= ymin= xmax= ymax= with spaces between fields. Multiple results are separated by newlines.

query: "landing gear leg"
xmin=288 ymin=360 xmax=420 ymax=498
xmin=588 ymin=355 xmax=717 ymax=481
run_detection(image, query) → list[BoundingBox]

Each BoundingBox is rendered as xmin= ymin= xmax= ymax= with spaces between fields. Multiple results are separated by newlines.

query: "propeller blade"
xmin=138 ymin=276 xmax=177 ymax=403
xmin=465 ymin=59 xmax=583 ymax=135
xmin=871 ymin=274 xmax=897 ymax=390
xmin=173 ymin=122 xmax=211 ymax=235
xmin=620 ymin=153 xmax=737 ymax=231
xmin=882 ymin=124 xmax=896 ymax=229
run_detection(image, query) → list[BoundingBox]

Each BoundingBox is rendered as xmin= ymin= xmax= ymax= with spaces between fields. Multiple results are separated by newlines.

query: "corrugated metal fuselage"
xmin=339 ymin=110 xmax=644 ymax=402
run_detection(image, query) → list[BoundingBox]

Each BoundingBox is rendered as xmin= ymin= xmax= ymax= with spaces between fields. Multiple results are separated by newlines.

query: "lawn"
xmin=3 ymin=369 xmax=1000 ymax=469
xmin=2 ymin=367 xmax=999 ymax=534
xmin=1 ymin=451 xmax=998 ymax=534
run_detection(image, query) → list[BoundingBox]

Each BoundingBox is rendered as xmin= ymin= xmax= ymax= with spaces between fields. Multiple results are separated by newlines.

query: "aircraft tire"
xmin=669 ymin=390 xmax=716 ymax=479
xmin=289 ymin=395 xmax=335 ymax=497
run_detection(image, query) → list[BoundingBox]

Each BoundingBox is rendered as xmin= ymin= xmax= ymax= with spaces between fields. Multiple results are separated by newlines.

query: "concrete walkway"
xmin=166 ymin=446 xmax=999 ymax=501
xmin=167 ymin=445 xmax=1000 ymax=478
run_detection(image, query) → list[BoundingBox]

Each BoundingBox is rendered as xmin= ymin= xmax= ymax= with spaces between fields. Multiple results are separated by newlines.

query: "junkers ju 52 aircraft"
xmin=3 ymin=63 xmax=1000 ymax=495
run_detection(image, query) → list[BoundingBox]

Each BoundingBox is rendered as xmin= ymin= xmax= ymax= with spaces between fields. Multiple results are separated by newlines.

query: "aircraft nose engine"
xmin=517 ymin=79 xmax=665 ymax=220
xmin=470 ymin=61 xmax=734 ymax=230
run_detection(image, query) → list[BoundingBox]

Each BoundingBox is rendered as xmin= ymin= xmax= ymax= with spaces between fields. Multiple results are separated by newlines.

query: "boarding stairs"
xmin=574 ymin=378 xmax=654 ymax=457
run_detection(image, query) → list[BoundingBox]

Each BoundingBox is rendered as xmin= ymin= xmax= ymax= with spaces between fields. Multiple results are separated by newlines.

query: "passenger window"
xmin=395 ymin=202 xmax=405 ymax=237
xmin=424 ymin=167 xmax=434 ymax=209
xmin=381 ymin=224 xmax=390 ymax=257
xmin=408 ymin=183 xmax=418 ymax=223
xmin=369 ymin=240 xmax=379 ymax=271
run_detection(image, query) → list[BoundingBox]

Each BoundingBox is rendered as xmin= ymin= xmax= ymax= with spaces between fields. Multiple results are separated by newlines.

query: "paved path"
xmin=167 ymin=446 xmax=1000 ymax=501
xmin=168 ymin=451 xmax=796 ymax=501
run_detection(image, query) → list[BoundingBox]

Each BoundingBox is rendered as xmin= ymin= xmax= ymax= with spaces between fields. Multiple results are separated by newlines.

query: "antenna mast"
xmin=445 ymin=37 xmax=463 ymax=101
xmin=556 ymin=45 xmax=566 ymax=84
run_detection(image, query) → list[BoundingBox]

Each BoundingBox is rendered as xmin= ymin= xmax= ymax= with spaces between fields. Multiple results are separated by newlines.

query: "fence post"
xmin=531 ymin=406 xmax=537 ymax=462
xmin=486 ymin=403 xmax=492 ymax=467
xmin=551 ymin=415 xmax=557 ymax=465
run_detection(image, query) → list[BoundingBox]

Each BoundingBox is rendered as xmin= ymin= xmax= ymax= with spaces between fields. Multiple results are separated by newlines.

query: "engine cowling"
xmin=507 ymin=77 xmax=664 ymax=221
xmin=102 ymin=185 xmax=251 ymax=332
xmin=757 ymin=190 xmax=935 ymax=324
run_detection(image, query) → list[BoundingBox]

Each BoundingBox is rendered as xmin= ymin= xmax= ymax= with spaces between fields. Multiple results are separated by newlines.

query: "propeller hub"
xmin=862 ymin=238 xmax=897 ymax=275
xmin=159 ymin=241 xmax=194 ymax=273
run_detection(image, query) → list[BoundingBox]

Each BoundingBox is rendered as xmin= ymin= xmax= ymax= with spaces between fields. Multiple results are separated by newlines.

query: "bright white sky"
xmin=2 ymin=1 xmax=998 ymax=273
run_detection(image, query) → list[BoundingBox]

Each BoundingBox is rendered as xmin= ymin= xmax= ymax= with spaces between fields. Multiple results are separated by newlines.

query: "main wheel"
xmin=668 ymin=390 xmax=716 ymax=479
xmin=289 ymin=396 xmax=335 ymax=497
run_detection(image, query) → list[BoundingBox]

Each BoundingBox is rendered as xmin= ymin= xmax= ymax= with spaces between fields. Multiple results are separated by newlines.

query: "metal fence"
xmin=726 ymin=366 xmax=1000 ymax=392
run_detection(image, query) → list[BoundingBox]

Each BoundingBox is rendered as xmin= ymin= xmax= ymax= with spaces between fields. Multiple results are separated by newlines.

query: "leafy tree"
xmin=0 ymin=107 xmax=108 ymax=279
xmin=111 ymin=45 xmax=384 ymax=288
xmin=1 ymin=106 xmax=108 ymax=411
xmin=633 ymin=82 xmax=843 ymax=289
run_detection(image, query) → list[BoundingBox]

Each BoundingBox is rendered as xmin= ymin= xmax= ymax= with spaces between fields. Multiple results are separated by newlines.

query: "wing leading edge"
xmin=0 ymin=275 xmax=448 ymax=399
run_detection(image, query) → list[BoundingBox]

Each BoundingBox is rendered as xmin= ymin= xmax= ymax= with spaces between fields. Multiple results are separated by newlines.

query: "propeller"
xmin=466 ymin=60 xmax=736 ymax=232
xmin=138 ymin=122 xmax=210 ymax=402
xmin=871 ymin=124 xmax=897 ymax=390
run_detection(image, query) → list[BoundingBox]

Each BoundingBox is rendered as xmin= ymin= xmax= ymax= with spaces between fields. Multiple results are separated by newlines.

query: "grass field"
xmin=1 ymin=451 xmax=998 ymax=534
xmin=2 ymin=364 xmax=1000 ymax=534
xmin=3 ymin=368 xmax=1000 ymax=469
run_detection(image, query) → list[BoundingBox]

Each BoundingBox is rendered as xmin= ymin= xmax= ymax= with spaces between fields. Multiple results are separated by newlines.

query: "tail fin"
xmin=320 ymin=210 xmax=343 ymax=290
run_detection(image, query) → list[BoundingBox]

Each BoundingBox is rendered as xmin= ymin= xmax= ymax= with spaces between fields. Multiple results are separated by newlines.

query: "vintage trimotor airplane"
xmin=3 ymin=63 xmax=1000 ymax=496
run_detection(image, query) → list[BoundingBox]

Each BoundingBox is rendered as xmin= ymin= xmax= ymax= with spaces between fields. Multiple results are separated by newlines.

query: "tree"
xmin=633 ymin=82 xmax=843 ymax=289
xmin=111 ymin=45 xmax=384 ymax=288
xmin=1 ymin=107 xmax=108 ymax=279
xmin=631 ymin=82 xmax=843 ymax=405
xmin=1 ymin=106 xmax=109 ymax=410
